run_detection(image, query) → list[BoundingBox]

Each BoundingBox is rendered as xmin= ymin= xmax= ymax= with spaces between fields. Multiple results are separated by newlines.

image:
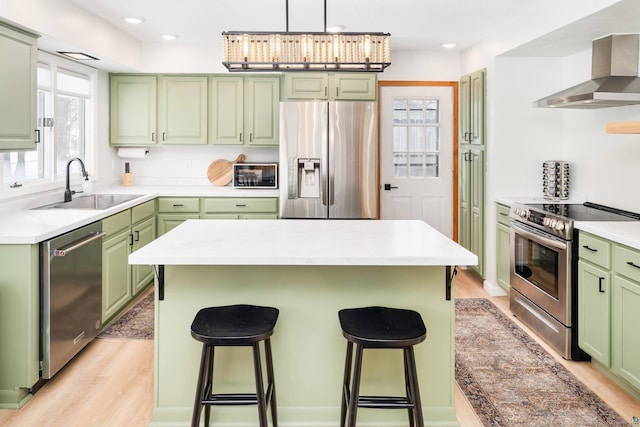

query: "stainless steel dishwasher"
xmin=41 ymin=221 xmax=105 ymax=379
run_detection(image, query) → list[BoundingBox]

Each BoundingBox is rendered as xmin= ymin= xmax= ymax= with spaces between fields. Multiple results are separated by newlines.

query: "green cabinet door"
xmin=0 ymin=24 xmax=37 ymax=151
xmin=110 ymin=75 xmax=158 ymax=146
xmin=131 ymin=216 xmax=156 ymax=294
xmin=459 ymin=146 xmax=484 ymax=277
xmin=332 ymin=73 xmax=376 ymax=100
xmin=157 ymin=214 xmax=199 ymax=236
xmin=158 ymin=76 xmax=208 ymax=145
xmin=209 ymin=76 xmax=244 ymax=145
xmin=102 ymin=228 xmax=133 ymax=322
xmin=578 ymin=260 xmax=611 ymax=366
xmin=460 ymin=69 xmax=485 ymax=145
xmin=244 ymin=76 xmax=280 ymax=146
xmin=496 ymin=204 xmax=511 ymax=291
xmin=612 ymin=275 xmax=640 ymax=390
xmin=284 ymin=73 xmax=329 ymax=99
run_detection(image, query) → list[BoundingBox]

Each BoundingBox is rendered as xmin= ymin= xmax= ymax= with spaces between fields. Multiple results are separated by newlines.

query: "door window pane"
xmin=391 ymin=96 xmax=441 ymax=179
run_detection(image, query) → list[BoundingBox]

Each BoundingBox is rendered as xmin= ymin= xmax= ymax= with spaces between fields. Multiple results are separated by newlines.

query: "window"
xmin=1 ymin=52 xmax=95 ymax=194
xmin=391 ymin=98 xmax=440 ymax=178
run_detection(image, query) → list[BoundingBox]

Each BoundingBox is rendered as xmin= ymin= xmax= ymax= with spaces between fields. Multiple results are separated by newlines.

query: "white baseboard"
xmin=483 ymin=279 xmax=508 ymax=297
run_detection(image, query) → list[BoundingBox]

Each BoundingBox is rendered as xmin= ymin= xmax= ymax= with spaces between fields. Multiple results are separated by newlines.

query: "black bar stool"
xmin=190 ymin=304 xmax=279 ymax=427
xmin=338 ymin=306 xmax=427 ymax=427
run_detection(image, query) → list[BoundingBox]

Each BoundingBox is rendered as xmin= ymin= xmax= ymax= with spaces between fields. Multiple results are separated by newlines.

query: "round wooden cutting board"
xmin=207 ymin=154 xmax=245 ymax=186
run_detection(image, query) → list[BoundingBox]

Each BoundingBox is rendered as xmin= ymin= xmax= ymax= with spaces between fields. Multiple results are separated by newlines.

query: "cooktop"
xmin=526 ymin=202 xmax=640 ymax=222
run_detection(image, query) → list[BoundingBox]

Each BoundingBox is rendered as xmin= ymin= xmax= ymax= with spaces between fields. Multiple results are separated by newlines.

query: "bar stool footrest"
xmin=203 ymin=393 xmax=259 ymax=406
xmin=358 ymin=395 xmax=414 ymax=409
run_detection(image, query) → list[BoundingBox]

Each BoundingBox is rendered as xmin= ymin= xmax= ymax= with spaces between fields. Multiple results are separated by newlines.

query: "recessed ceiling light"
xmin=161 ymin=34 xmax=179 ymax=41
xmin=442 ymin=43 xmax=457 ymax=49
xmin=124 ymin=17 xmax=145 ymax=24
xmin=326 ymin=24 xmax=345 ymax=33
xmin=57 ymin=51 xmax=100 ymax=60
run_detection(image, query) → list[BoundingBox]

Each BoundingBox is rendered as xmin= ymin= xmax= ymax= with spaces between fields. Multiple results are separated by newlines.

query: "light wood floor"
xmin=1 ymin=270 xmax=638 ymax=426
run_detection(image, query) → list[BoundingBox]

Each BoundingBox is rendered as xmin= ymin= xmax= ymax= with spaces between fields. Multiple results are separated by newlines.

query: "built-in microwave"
xmin=233 ymin=163 xmax=278 ymax=188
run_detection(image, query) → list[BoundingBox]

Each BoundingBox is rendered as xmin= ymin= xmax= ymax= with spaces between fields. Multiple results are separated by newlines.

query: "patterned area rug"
xmin=455 ymin=298 xmax=627 ymax=427
xmin=98 ymin=292 xmax=154 ymax=340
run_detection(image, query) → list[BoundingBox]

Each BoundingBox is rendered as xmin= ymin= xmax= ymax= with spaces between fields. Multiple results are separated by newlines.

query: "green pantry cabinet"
xmin=102 ymin=200 xmax=156 ymax=322
xmin=0 ymin=23 xmax=38 ymax=151
xmin=458 ymin=69 xmax=486 ymax=277
xmin=110 ymin=74 xmax=279 ymax=146
xmin=157 ymin=197 xmax=279 ymax=236
xmin=578 ymin=231 xmax=640 ymax=396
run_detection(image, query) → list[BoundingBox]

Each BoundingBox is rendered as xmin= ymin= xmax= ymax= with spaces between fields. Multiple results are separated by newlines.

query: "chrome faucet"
xmin=64 ymin=157 xmax=89 ymax=202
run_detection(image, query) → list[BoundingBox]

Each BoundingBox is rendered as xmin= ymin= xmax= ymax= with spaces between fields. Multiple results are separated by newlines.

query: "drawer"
xmin=102 ymin=209 xmax=131 ymax=236
xmin=131 ymin=200 xmax=155 ymax=223
xmin=614 ymin=244 xmax=640 ymax=283
xmin=202 ymin=198 xmax=277 ymax=214
xmin=496 ymin=203 xmax=511 ymax=227
xmin=157 ymin=197 xmax=200 ymax=213
xmin=579 ymin=232 xmax=611 ymax=269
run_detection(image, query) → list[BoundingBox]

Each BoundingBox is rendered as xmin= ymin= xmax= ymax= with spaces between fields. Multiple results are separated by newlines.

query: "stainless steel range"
xmin=509 ymin=201 xmax=640 ymax=360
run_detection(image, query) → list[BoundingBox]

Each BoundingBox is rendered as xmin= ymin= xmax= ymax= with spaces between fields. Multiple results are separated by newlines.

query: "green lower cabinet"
xmin=495 ymin=203 xmax=510 ymax=291
xmin=102 ymin=201 xmax=155 ymax=323
xmin=157 ymin=213 xmax=200 ymax=235
xmin=0 ymin=244 xmax=40 ymax=408
xmin=102 ymin=228 xmax=132 ymax=321
xmin=578 ymin=260 xmax=611 ymax=366
xmin=612 ymin=274 xmax=640 ymax=391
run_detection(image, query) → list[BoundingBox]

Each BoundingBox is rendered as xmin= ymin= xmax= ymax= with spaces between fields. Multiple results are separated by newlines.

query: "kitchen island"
xmin=129 ymin=219 xmax=477 ymax=427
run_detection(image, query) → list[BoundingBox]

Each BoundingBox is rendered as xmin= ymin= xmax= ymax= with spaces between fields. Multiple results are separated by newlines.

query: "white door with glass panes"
xmin=380 ymin=86 xmax=453 ymax=238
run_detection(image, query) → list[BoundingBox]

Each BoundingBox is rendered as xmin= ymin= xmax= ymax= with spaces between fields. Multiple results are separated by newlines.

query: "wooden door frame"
xmin=377 ymin=81 xmax=459 ymax=241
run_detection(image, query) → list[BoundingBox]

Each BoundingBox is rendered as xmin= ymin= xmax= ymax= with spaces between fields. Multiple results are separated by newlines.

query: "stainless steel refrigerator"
xmin=279 ymin=101 xmax=378 ymax=219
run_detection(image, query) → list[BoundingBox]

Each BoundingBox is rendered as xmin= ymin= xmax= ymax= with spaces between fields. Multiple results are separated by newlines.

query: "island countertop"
xmin=128 ymin=219 xmax=478 ymax=267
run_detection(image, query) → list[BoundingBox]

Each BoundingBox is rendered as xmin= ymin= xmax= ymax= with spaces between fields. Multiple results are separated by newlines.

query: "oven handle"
xmin=511 ymin=221 xmax=567 ymax=251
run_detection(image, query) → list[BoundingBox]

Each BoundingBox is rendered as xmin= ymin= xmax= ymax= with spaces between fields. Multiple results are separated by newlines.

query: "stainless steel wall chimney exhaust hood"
xmin=534 ymin=34 xmax=640 ymax=109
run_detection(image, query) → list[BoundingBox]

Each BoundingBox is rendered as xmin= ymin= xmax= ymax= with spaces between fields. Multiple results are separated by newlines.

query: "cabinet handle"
xmin=162 ymin=132 xmax=166 ymax=141
xmin=134 ymin=230 xmax=140 ymax=242
xmin=152 ymin=132 xmax=156 ymax=142
xmin=598 ymin=277 xmax=605 ymax=293
xmin=173 ymin=204 xmax=184 ymax=207
xmin=626 ymin=261 xmax=640 ymax=270
xmin=249 ymin=133 xmax=253 ymax=142
xmin=582 ymin=245 xmax=597 ymax=252
xmin=499 ymin=212 xmax=508 ymax=217
xmin=336 ymin=87 xmax=339 ymax=97
xmin=325 ymin=86 xmax=328 ymax=97
xmin=35 ymin=129 xmax=40 ymax=144
xmin=240 ymin=132 xmax=243 ymax=142
xmin=129 ymin=234 xmax=134 ymax=246
xmin=235 ymin=204 xmax=246 ymax=207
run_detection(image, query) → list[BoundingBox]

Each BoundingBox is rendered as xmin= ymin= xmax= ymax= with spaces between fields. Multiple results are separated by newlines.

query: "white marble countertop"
xmin=575 ymin=221 xmax=640 ymax=251
xmin=0 ymin=184 xmax=279 ymax=244
xmin=128 ymin=219 xmax=478 ymax=266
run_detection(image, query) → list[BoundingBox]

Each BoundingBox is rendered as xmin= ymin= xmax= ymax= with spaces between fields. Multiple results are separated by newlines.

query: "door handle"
xmin=384 ymin=184 xmax=398 ymax=191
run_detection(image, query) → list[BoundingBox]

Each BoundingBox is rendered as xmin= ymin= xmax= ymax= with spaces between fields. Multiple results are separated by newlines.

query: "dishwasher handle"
xmin=51 ymin=231 xmax=106 ymax=257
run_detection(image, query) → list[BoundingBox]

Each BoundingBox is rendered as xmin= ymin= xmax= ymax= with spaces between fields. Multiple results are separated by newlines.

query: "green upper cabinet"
xmin=283 ymin=72 xmax=376 ymax=101
xmin=0 ymin=24 xmax=38 ymax=151
xmin=209 ymin=76 xmax=243 ymax=145
xmin=460 ymin=69 xmax=485 ymax=145
xmin=110 ymin=75 xmax=158 ymax=146
xmin=209 ymin=75 xmax=279 ymax=146
xmin=158 ymin=75 xmax=208 ymax=145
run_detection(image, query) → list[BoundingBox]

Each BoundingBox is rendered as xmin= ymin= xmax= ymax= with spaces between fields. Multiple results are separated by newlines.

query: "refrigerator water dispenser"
xmin=298 ymin=158 xmax=320 ymax=198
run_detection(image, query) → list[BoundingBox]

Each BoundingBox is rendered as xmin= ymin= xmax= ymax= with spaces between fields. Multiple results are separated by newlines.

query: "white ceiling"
xmin=68 ymin=0 xmax=550 ymax=52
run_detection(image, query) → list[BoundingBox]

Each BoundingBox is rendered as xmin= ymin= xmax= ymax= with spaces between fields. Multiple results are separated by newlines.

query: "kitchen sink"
xmin=35 ymin=194 xmax=144 ymax=210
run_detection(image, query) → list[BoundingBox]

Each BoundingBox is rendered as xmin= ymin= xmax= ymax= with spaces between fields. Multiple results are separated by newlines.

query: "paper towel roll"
xmin=117 ymin=147 xmax=149 ymax=159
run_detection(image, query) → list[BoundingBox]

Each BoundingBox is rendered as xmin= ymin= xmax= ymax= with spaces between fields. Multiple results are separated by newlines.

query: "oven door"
xmin=510 ymin=220 xmax=571 ymax=326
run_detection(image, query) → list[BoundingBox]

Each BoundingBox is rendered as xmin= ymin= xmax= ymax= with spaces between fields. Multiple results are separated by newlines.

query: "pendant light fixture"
xmin=222 ymin=0 xmax=390 ymax=72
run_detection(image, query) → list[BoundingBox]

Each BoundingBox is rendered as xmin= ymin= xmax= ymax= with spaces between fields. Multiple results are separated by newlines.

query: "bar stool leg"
xmin=203 ymin=346 xmax=214 ymax=427
xmin=252 ymin=342 xmax=269 ymax=427
xmin=264 ymin=338 xmax=278 ymax=427
xmin=192 ymin=344 xmax=211 ymax=427
xmin=405 ymin=347 xmax=424 ymax=427
xmin=346 ymin=344 xmax=364 ymax=427
xmin=403 ymin=349 xmax=414 ymax=427
xmin=340 ymin=341 xmax=354 ymax=427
